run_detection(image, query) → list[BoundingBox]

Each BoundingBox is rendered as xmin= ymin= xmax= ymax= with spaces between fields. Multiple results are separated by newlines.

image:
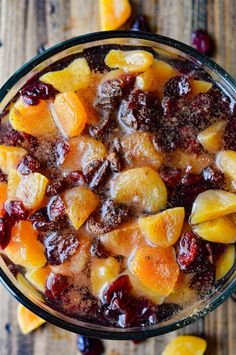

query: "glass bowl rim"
xmin=0 ymin=30 xmax=235 ymax=340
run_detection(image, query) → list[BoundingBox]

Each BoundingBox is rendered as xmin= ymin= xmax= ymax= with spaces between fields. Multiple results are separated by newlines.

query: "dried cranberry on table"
xmin=77 ymin=335 xmax=105 ymax=355
xmin=130 ymin=15 xmax=150 ymax=32
xmin=192 ymin=29 xmax=213 ymax=56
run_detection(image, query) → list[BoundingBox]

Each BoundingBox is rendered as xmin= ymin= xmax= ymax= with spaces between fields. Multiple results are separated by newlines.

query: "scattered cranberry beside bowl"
xmin=0 ymin=31 xmax=235 ymax=340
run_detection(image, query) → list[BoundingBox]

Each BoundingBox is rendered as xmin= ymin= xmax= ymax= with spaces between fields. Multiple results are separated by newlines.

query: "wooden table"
xmin=0 ymin=1 xmax=235 ymax=354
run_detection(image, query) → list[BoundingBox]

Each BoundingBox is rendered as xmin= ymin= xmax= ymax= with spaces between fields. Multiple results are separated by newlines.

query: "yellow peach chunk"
xmin=16 ymin=273 xmax=42 ymax=298
xmin=130 ymin=245 xmax=179 ymax=296
xmin=25 ymin=266 xmax=51 ymax=293
xmin=100 ymin=222 xmax=144 ymax=257
xmin=191 ymin=190 xmax=236 ymax=224
xmin=112 ymin=167 xmax=167 ymax=213
xmin=91 ymin=256 xmax=120 ymax=297
xmin=51 ymin=236 xmax=90 ymax=276
xmin=53 ymin=92 xmax=87 ymax=137
xmin=121 ymin=132 xmax=163 ymax=169
xmin=64 ymin=186 xmax=99 ymax=230
xmin=99 ymin=0 xmax=131 ymax=30
xmin=171 ymin=150 xmax=213 ymax=174
xmin=162 ymin=335 xmax=207 ymax=355
xmin=5 ymin=221 xmax=46 ymax=268
xmin=0 ymin=182 xmax=7 ymax=216
xmin=136 ymin=60 xmax=178 ymax=97
xmin=17 ymin=304 xmax=45 ymax=334
xmin=62 ymin=135 xmax=107 ymax=172
xmin=40 ymin=58 xmax=91 ymax=92
xmin=7 ymin=169 xmax=21 ymax=200
xmin=194 ymin=216 xmax=236 ymax=243
xmin=138 ymin=207 xmax=185 ymax=247
xmin=165 ymin=273 xmax=196 ymax=305
xmin=17 ymin=172 xmax=48 ymax=209
xmin=197 ymin=120 xmax=226 ymax=153
xmin=215 ymin=245 xmax=235 ymax=280
xmin=190 ymin=79 xmax=212 ymax=96
xmin=105 ymin=49 xmax=154 ymax=73
xmin=0 ymin=145 xmax=27 ymax=174
xmin=9 ymin=98 xmax=57 ymax=136
xmin=216 ymin=150 xmax=236 ymax=181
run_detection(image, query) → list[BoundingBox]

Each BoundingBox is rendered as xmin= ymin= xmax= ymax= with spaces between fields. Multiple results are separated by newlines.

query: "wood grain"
xmin=0 ymin=1 xmax=235 ymax=355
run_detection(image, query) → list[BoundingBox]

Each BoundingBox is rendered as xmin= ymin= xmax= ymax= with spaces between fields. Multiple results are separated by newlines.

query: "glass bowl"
xmin=0 ymin=30 xmax=235 ymax=340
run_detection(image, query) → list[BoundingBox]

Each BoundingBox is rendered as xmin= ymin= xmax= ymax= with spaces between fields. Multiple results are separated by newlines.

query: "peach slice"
xmin=0 ymin=145 xmax=27 ymax=174
xmin=53 ymin=91 xmax=87 ymax=138
xmin=216 ymin=150 xmax=236 ymax=181
xmin=9 ymin=98 xmax=57 ymax=136
xmin=63 ymin=186 xmax=99 ymax=230
xmin=135 ymin=60 xmax=178 ymax=97
xmin=171 ymin=150 xmax=212 ymax=174
xmin=99 ymin=0 xmax=131 ymax=30
xmin=194 ymin=216 xmax=236 ymax=243
xmin=100 ymin=222 xmax=143 ymax=257
xmin=215 ymin=245 xmax=235 ymax=280
xmin=25 ymin=266 xmax=51 ymax=293
xmin=5 ymin=221 xmax=46 ymax=268
xmin=62 ymin=135 xmax=107 ymax=172
xmin=138 ymin=207 xmax=185 ymax=247
xmin=51 ymin=236 xmax=90 ymax=276
xmin=129 ymin=245 xmax=179 ymax=296
xmin=7 ymin=169 xmax=21 ymax=200
xmin=17 ymin=172 xmax=48 ymax=209
xmin=17 ymin=304 xmax=45 ymax=334
xmin=91 ymin=256 xmax=120 ymax=297
xmin=105 ymin=49 xmax=154 ymax=73
xmin=190 ymin=79 xmax=212 ymax=96
xmin=40 ymin=58 xmax=91 ymax=92
xmin=112 ymin=167 xmax=167 ymax=213
xmin=197 ymin=120 xmax=226 ymax=153
xmin=0 ymin=182 xmax=7 ymax=216
xmin=191 ymin=190 xmax=236 ymax=224
xmin=121 ymin=132 xmax=163 ymax=169
xmin=162 ymin=335 xmax=207 ymax=355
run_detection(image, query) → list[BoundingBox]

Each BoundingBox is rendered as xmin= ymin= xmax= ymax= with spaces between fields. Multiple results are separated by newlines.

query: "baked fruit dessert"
xmin=0 ymin=44 xmax=235 ymax=329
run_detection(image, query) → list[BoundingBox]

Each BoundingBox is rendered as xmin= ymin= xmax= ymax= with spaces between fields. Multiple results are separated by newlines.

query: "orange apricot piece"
xmin=138 ymin=207 xmax=185 ymax=247
xmin=162 ymin=335 xmax=207 ymax=355
xmin=0 ymin=182 xmax=7 ymax=216
xmin=130 ymin=245 xmax=179 ymax=296
xmin=198 ymin=120 xmax=226 ymax=153
xmin=91 ymin=257 xmax=120 ymax=297
xmin=5 ymin=221 xmax=46 ymax=268
xmin=99 ymin=0 xmax=131 ymax=30
xmin=9 ymin=98 xmax=57 ymax=136
xmin=190 ymin=79 xmax=212 ymax=96
xmin=54 ymin=92 xmax=87 ymax=137
xmin=17 ymin=304 xmax=45 ymax=334
xmin=0 ymin=145 xmax=27 ymax=174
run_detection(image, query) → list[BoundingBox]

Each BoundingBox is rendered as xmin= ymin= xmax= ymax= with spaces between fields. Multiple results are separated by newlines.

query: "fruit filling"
xmin=0 ymin=44 xmax=235 ymax=329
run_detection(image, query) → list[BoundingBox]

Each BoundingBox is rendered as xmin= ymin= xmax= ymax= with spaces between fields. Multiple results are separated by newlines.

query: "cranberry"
xmin=90 ymin=239 xmax=109 ymax=258
xmin=104 ymin=275 xmax=132 ymax=304
xmin=29 ymin=207 xmax=48 ymax=223
xmin=47 ymin=195 xmax=66 ymax=221
xmin=177 ymin=231 xmax=213 ymax=273
xmin=46 ymin=171 xmax=85 ymax=196
xmin=0 ymin=217 xmax=11 ymax=249
xmin=95 ymin=79 xmax=123 ymax=111
xmin=4 ymin=201 xmax=28 ymax=220
xmin=77 ymin=335 xmax=105 ymax=355
xmin=54 ymin=140 xmax=70 ymax=165
xmin=130 ymin=15 xmax=150 ymax=32
xmin=17 ymin=154 xmax=40 ymax=175
xmin=202 ymin=167 xmax=224 ymax=186
xmin=163 ymin=76 xmax=191 ymax=98
xmin=192 ymin=29 xmax=213 ymax=56
xmin=45 ymin=273 xmax=68 ymax=300
xmin=89 ymin=113 xmax=116 ymax=141
xmin=20 ymin=82 xmax=57 ymax=105
xmin=43 ymin=232 xmax=80 ymax=265
xmin=159 ymin=166 xmax=182 ymax=186
xmin=119 ymin=90 xmax=162 ymax=132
